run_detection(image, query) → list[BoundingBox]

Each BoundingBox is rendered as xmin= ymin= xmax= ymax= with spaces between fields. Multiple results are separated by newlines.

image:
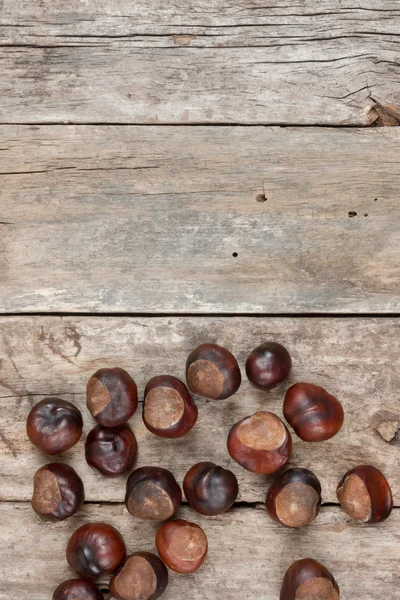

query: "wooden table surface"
xmin=0 ymin=1 xmax=399 ymax=599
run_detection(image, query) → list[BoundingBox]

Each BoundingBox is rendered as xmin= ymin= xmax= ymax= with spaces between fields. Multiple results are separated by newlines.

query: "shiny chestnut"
xmin=110 ymin=552 xmax=168 ymax=600
xmin=155 ymin=519 xmax=208 ymax=574
xmin=246 ymin=342 xmax=292 ymax=390
xmin=183 ymin=461 xmax=238 ymax=516
xmin=143 ymin=375 xmax=198 ymax=438
xmin=125 ymin=466 xmax=182 ymax=521
xmin=283 ymin=382 xmax=344 ymax=442
xmin=32 ymin=463 xmax=84 ymax=521
xmin=26 ymin=398 xmax=83 ymax=455
xmin=85 ymin=424 xmax=137 ymax=477
xmin=186 ymin=343 xmax=241 ymax=400
xmin=52 ymin=579 xmax=104 ymax=600
xmin=336 ymin=465 xmax=393 ymax=523
xmin=280 ymin=558 xmax=340 ymax=600
xmin=87 ymin=367 xmax=138 ymax=427
xmin=266 ymin=468 xmax=321 ymax=528
xmin=227 ymin=411 xmax=292 ymax=474
xmin=66 ymin=523 xmax=126 ymax=580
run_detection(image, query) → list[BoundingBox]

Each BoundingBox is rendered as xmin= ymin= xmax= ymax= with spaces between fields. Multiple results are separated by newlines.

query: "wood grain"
xmin=0 ymin=316 xmax=399 ymax=505
xmin=1 ymin=126 xmax=399 ymax=313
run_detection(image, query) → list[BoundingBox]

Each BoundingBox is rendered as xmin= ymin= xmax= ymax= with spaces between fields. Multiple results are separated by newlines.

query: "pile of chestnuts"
xmin=25 ymin=340 xmax=393 ymax=600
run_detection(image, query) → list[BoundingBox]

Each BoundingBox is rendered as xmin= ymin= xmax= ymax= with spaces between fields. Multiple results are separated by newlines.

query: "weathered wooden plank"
xmin=0 ymin=316 xmax=399 ymax=504
xmin=0 ymin=502 xmax=399 ymax=599
xmin=1 ymin=126 xmax=399 ymax=313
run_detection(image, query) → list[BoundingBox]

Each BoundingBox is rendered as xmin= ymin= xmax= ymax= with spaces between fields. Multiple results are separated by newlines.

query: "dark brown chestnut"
xmin=85 ymin=424 xmax=137 ymax=478
xmin=125 ymin=466 xmax=182 ymax=521
xmin=283 ymin=382 xmax=344 ymax=442
xmin=227 ymin=411 xmax=292 ymax=474
xmin=66 ymin=522 xmax=126 ymax=580
xmin=32 ymin=462 xmax=84 ymax=521
xmin=52 ymin=579 xmax=104 ymax=600
xmin=183 ymin=461 xmax=238 ymax=516
xmin=246 ymin=342 xmax=292 ymax=390
xmin=143 ymin=375 xmax=198 ymax=438
xmin=280 ymin=558 xmax=340 ymax=600
xmin=186 ymin=343 xmax=241 ymax=400
xmin=26 ymin=398 xmax=83 ymax=455
xmin=87 ymin=367 xmax=138 ymax=427
xmin=110 ymin=552 xmax=168 ymax=600
xmin=336 ymin=465 xmax=393 ymax=523
xmin=266 ymin=468 xmax=321 ymax=528
xmin=155 ymin=519 xmax=208 ymax=574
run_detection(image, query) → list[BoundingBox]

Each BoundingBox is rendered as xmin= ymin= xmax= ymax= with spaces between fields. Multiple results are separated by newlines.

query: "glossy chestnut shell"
xmin=266 ymin=468 xmax=321 ymax=528
xmin=280 ymin=558 xmax=340 ymax=600
xmin=186 ymin=343 xmax=241 ymax=400
xmin=87 ymin=367 xmax=138 ymax=427
xmin=155 ymin=519 xmax=208 ymax=574
xmin=125 ymin=466 xmax=182 ymax=521
xmin=143 ymin=375 xmax=198 ymax=438
xmin=336 ymin=465 xmax=393 ymax=523
xmin=32 ymin=462 xmax=84 ymax=521
xmin=183 ymin=461 xmax=238 ymax=516
xmin=227 ymin=411 xmax=292 ymax=474
xmin=246 ymin=342 xmax=292 ymax=390
xmin=66 ymin=523 xmax=126 ymax=580
xmin=85 ymin=424 xmax=137 ymax=477
xmin=26 ymin=398 xmax=83 ymax=455
xmin=283 ymin=382 xmax=344 ymax=442
xmin=52 ymin=579 xmax=104 ymax=600
xmin=110 ymin=552 xmax=168 ymax=600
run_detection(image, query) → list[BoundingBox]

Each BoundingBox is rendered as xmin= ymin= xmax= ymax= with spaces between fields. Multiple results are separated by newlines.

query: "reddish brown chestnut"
xmin=337 ymin=465 xmax=393 ymax=523
xmin=125 ymin=466 xmax=182 ymax=521
xmin=52 ymin=579 xmax=104 ymax=600
xmin=283 ymin=382 xmax=344 ymax=442
xmin=87 ymin=367 xmax=138 ymax=427
xmin=155 ymin=519 xmax=208 ymax=574
xmin=266 ymin=468 xmax=321 ymax=528
xmin=110 ymin=552 xmax=168 ymax=600
xmin=280 ymin=558 xmax=340 ymax=600
xmin=186 ymin=343 xmax=241 ymax=400
xmin=26 ymin=398 xmax=83 ymax=455
xmin=227 ymin=411 xmax=292 ymax=474
xmin=246 ymin=342 xmax=292 ymax=390
xmin=143 ymin=375 xmax=198 ymax=438
xmin=32 ymin=463 xmax=84 ymax=521
xmin=183 ymin=461 xmax=238 ymax=516
xmin=66 ymin=523 xmax=126 ymax=580
xmin=85 ymin=424 xmax=137 ymax=478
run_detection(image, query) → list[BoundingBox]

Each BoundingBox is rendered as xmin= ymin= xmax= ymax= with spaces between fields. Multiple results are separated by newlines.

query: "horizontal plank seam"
xmin=1 ymin=312 xmax=400 ymax=318
xmin=0 ymin=122 xmax=380 ymax=128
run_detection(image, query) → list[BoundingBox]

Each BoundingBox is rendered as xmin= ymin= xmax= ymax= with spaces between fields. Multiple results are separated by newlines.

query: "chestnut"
xmin=143 ymin=375 xmax=198 ymax=438
xmin=336 ymin=464 xmax=393 ymax=523
xmin=110 ymin=552 xmax=168 ymax=600
xmin=32 ymin=463 xmax=84 ymax=521
xmin=246 ymin=342 xmax=292 ymax=390
xmin=283 ymin=382 xmax=344 ymax=442
xmin=85 ymin=424 xmax=137 ymax=477
xmin=186 ymin=343 xmax=241 ymax=400
xmin=280 ymin=558 xmax=340 ymax=600
xmin=155 ymin=519 xmax=208 ymax=574
xmin=266 ymin=467 xmax=321 ymax=528
xmin=227 ymin=411 xmax=292 ymax=474
xmin=125 ymin=466 xmax=182 ymax=521
xmin=53 ymin=579 xmax=104 ymax=600
xmin=183 ymin=461 xmax=238 ymax=516
xmin=26 ymin=398 xmax=83 ymax=455
xmin=66 ymin=522 xmax=126 ymax=580
xmin=87 ymin=367 xmax=138 ymax=427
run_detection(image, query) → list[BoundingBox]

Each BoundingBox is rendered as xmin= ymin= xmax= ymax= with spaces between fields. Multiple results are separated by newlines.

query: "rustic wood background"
xmin=0 ymin=1 xmax=399 ymax=599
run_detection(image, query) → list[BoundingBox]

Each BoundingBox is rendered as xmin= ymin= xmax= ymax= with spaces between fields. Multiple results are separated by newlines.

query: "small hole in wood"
xmin=256 ymin=194 xmax=267 ymax=202
xmin=232 ymin=252 xmax=238 ymax=257
xmin=374 ymin=198 xmax=378 ymax=201
xmin=364 ymin=213 xmax=368 ymax=217
xmin=348 ymin=211 xmax=357 ymax=218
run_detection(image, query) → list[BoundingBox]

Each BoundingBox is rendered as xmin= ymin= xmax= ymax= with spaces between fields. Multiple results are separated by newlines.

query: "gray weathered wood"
xmin=1 ymin=126 xmax=400 ymax=313
xmin=1 ymin=1 xmax=400 ymax=124
xmin=0 ymin=316 xmax=399 ymax=504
